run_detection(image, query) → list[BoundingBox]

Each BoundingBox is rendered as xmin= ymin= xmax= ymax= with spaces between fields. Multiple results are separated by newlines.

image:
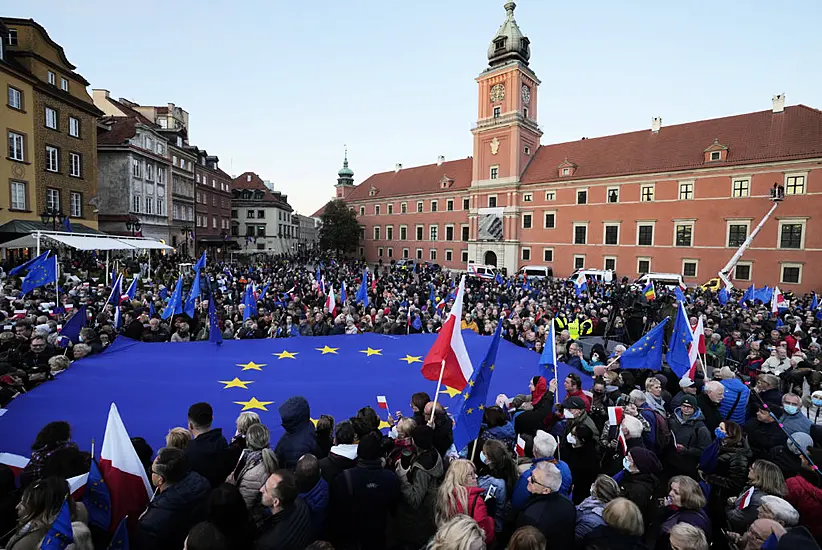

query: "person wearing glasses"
xmin=514 ymin=461 xmax=576 ymax=550
xmin=667 ymin=395 xmax=711 ymax=479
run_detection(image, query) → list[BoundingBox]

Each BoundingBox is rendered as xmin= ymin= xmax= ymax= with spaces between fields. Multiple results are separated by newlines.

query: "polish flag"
xmin=325 ymin=285 xmax=336 ymax=316
xmin=421 ymin=276 xmax=474 ymax=391
xmin=516 ymin=435 xmax=526 ymax=457
xmin=99 ymin=403 xmax=152 ymax=531
xmin=12 ymin=310 xmax=27 ymax=319
xmin=0 ymin=452 xmax=29 ymax=476
xmin=68 ymin=472 xmax=89 ymax=499
xmin=687 ymin=316 xmax=705 ymax=379
xmin=771 ymin=287 xmax=786 ymax=314
xmin=371 ymin=277 xmax=377 ymax=292
xmin=608 ymin=406 xmax=624 ymax=427
xmin=738 ymin=486 xmax=755 ymax=509
xmin=376 ymin=395 xmax=388 ymax=410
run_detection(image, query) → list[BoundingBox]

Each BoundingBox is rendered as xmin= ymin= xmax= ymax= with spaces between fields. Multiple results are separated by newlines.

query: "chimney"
xmin=394 ymin=163 xmax=402 ymax=172
xmin=651 ymin=117 xmax=662 ymax=133
xmin=772 ymin=94 xmax=785 ymax=113
xmin=246 ymin=174 xmax=251 ymax=182
xmin=437 ymin=155 xmax=445 ymax=166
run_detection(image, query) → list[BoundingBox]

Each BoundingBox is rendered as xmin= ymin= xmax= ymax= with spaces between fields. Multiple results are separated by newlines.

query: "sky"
xmin=13 ymin=0 xmax=822 ymax=216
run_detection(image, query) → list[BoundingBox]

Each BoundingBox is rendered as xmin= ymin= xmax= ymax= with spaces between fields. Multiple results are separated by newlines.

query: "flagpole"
xmin=54 ymin=254 xmax=59 ymax=308
xmin=91 ymin=437 xmax=95 ymax=461
xmin=105 ymin=251 xmax=110 ymax=287
xmin=470 ymin=438 xmax=479 ymax=463
xmin=429 ymin=359 xmax=446 ymax=428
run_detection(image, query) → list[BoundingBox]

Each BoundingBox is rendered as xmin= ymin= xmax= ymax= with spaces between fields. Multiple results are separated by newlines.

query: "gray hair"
xmin=246 ymin=423 xmax=270 ymax=451
xmin=759 ymin=374 xmax=780 ymax=389
xmin=622 ymin=415 xmax=643 ymax=439
xmin=669 ymin=523 xmax=708 ymax=550
xmin=48 ymin=355 xmax=71 ymax=372
xmin=704 ymin=381 xmax=724 ymax=396
xmin=235 ymin=411 xmax=261 ymax=434
xmin=533 ymin=430 xmax=557 ymax=459
xmin=534 ymin=461 xmax=562 ymax=492
xmin=760 ymin=495 xmax=799 ymax=526
xmin=72 ymin=343 xmax=91 ymax=355
xmin=591 ymin=474 xmax=620 ymax=504
xmin=629 ymin=389 xmax=646 ymax=405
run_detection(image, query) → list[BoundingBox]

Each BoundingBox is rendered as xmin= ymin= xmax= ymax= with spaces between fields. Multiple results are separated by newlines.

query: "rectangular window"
xmin=387 ymin=247 xmax=393 ymax=258
xmin=132 ymin=159 xmax=141 ymax=178
xmin=734 ymin=263 xmax=751 ymax=281
xmin=145 ymin=163 xmax=153 ymax=181
xmin=359 ymin=206 xmax=365 ymax=216
xmin=780 ymin=223 xmax=803 ymax=249
xmin=728 ymin=224 xmax=747 ymax=247
xmin=68 ymin=117 xmax=80 ymax=137
xmin=373 ymin=226 xmax=380 ymax=240
xmin=403 ymin=248 xmax=409 ymax=259
xmin=523 ymin=193 xmax=533 ymax=202
xmin=69 ymin=152 xmax=81 ymax=177
xmin=522 ymin=213 xmax=532 ymax=229
xmin=60 ymin=78 xmax=68 ymax=92
xmin=157 ymin=168 xmax=165 ymax=184
xmin=543 ymin=248 xmax=553 ymax=262
xmin=146 ymin=197 xmax=154 ymax=215
xmin=461 ymin=250 xmax=469 ymax=263
xmin=257 ymin=210 xmax=265 ymax=218
xmin=461 ymin=225 xmax=469 ymax=241
xmin=446 ymin=199 xmax=454 ymax=211
xmin=417 ymin=201 xmax=423 ymax=213
xmin=378 ymin=247 xmax=383 ymax=258
xmin=400 ymin=226 xmax=407 ymax=240
xmin=785 ymin=175 xmax=805 ymax=195
xmin=607 ymin=187 xmax=619 ymax=203
xmin=401 ymin=202 xmax=407 ymax=214
xmin=732 ymin=179 xmax=750 ymax=197
xmin=10 ymin=180 xmax=26 ymax=210
xmin=416 ymin=248 xmax=423 ymax=260
xmin=577 ymin=190 xmax=587 ymax=204
xmin=430 ymin=200 xmax=438 ymax=212
xmin=488 ymin=196 xmax=497 ymax=207
xmin=46 ymin=107 xmax=57 ymax=130
xmin=605 ymin=257 xmax=616 ymax=271
xmin=247 ymin=210 xmax=254 ymax=218
xmin=46 ymin=188 xmax=60 ymax=211
xmin=48 ymin=71 xmax=56 ymax=85
xmin=490 ymin=166 xmax=499 ymax=180
xmin=416 ymin=225 xmax=424 ymax=240
xmin=445 ymin=226 xmax=454 ymax=241
xmin=545 ymin=191 xmax=556 ymax=201
xmin=462 ymin=198 xmax=469 ymax=210
xmin=781 ymin=264 xmax=802 ymax=285
xmin=375 ymin=205 xmax=380 ymax=215
xmin=45 ymin=146 xmax=59 ymax=172
xmin=445 ymin=249 xmax=453 ymax=262
xmin=638 ymin=258 xmax=651 ymax=275
xmin=521 ymin=247 xmax=531 ymax=261
xmin=7 ymin=86 xmax=22 ymax=110
xmin=574 ymin=224 xmax=587 ymax=245
xmin=574 ymin=256 xmax=585 ymax=270
xmin=637 ymin=225 xmax=653 ymax=246
xmin=679 ymin=182 xmax=694 ymax=200
xmin=430 ymin=249 xmax=437 ymax=261
xmin=675 ymin=224 xmax=693 ymax=247
xmin=493 ymin=106 xmax=501 ymax=118
xmin=430 ymin=225 xmax=438 ymax=241
xmin=386 ymin=226 xmax=393 ymax=240
xmin=604 ymin=225 xmax=619 ymax=245
xmin=544 ymin=212 xmax=555 ymax=229
xmin=683 ymin=261 xmax=698 ymax=278
xmin=8 ymin=131 xmax=24 ymax=160
xmin=710 ymin=151 xmax=721 ymax=161
xmin=640 ymin=185 xmax=654 ymax=202
xmin=388 ymin=204 xmax=393 ymax=214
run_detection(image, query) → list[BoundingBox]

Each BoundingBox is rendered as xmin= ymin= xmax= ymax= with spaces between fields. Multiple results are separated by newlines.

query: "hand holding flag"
xmin=421 ymin=276 xmax=473 ymax=391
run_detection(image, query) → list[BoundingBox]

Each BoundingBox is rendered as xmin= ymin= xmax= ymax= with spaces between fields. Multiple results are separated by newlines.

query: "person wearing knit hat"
xmin=668 ymin=392 xmax=712 ymax=478
xmin=628 ymin=447 xmax=662 ymax=474
xmin=619 ymin=447 xmax=662 ymax=531
xmin=670 ymin=374 xmax=699 ymax=411
xmin=746 ymin=402 xmax=788 ymax=461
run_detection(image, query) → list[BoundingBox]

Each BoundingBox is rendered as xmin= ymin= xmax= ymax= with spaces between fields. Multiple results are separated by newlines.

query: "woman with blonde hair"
xmin=726 ymin=459 xmax=787 ymax=534
xmin=425 ymin=514 xmax=486 ymax=550
xmin=5 ymin=476 xmax=89 ymax=550
xmin=434 ymin=459 xmax=495 ymax=544
xmin=506 ymin=525 xmax=546 ymax=550
xmin=165 ymin=427 xmax=192 ymax=450
xmin=227 ymin=423 xmax=278 ymax=520
xmin=579 ymin=497 xmax=645 ymax=550
xmin=658 ymin=476 xmax=710 ymax=547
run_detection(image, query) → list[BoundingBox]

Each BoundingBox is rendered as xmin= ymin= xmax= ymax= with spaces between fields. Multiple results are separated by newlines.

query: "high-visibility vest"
xmin=568 ymin=319 xmax=580 ymax=340
xmin=554 ymin=316 xmax=568 ymax=332
xmin=580 ymin=319 xmax=593 ymax=336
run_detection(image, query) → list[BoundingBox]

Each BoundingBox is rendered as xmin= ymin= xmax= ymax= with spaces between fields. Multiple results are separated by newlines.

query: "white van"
xmin=635 ymin=272 xmax=685 ymax=290
xmin=518 ymin=265 xmax=553 ymax=279
xmin=467 ymin=262 xmax=499 ymax=279
xmin=570 ymin=268 xmax=614 ymax=283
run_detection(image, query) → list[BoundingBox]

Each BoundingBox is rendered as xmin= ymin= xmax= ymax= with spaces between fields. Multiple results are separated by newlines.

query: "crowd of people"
xmin=1 ymin=251 xmax=822 ymax=549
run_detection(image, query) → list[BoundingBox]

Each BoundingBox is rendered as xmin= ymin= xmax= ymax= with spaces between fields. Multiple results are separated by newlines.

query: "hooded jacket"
xmin=274 ymin=396 xmax=320 ymax=470
xmin=786 ymin=473 xmax=822 ymax=541
xmin=575 ymin=496 xmax=607 ymax=540
xmin=135 ymin=471 xmax=211 ymax=550
xmin=184 ymin=428 xmax=231 ymax=488
xmin=319 ymin=443 xmax=357 ymax=484
xmin=394 ymin=450 xmax=444 ymax=547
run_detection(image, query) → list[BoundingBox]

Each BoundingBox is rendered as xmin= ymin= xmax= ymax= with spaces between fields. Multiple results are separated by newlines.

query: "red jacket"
xmin=454 ymin=486 xmax=495 ymax=543
xmin=786 ymin=474 xmax=822 ymax=539
xmin=567 ymin=388 xmax=592 ymax=411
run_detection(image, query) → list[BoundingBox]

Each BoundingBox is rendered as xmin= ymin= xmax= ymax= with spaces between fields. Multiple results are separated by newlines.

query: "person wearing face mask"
xmin=780 ymin=392 xmax=813 ymax=436
xmin=617 ymin=447 xmax=662 ymax=532
xmin=562 ymin=396 xmax=600 ymax=441
xmin=803 ymin=390 xmax=822 ymax=426
xmin=562 ymin=425 xmax=601 ymax=504
xmin=475 ymin=439 xmax=517 ymax=534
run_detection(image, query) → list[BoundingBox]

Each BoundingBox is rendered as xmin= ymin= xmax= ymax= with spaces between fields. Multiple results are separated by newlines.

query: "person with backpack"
xmin=631 ymin=390 xmax=674 ymax=456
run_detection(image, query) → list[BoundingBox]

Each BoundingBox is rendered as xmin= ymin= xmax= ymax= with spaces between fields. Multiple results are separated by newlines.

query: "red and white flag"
xmin=421 ymin=276 xmax=474 ymax=391
xmin=738 ymin=486 xmax=755 ymax=509
xmin=608 ymin=406 xmax=624 ymax=427
xmin=376 ymin=395 xmax=388 ymax=410
xmin=325 ymin=285 xmax=336 ymax=316
xmin=0 ymin=452 xmax=29 ymax=476
xmin=12 ymin=310 xmax=27 ymax=319
xmin=688 ymin=315 xmax=705 ymax=380
xmin=771 ymin=286 xmax=786 ymax=313
xmin=617 ymin=430 xmax=628 ymax=454
xmin=100 ymin=403 xmax=152 ymax=531
xmin=516 ymin=435 xmax=526 ymax=457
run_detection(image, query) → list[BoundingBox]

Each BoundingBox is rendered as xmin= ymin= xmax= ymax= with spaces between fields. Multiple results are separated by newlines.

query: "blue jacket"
xmin=478 ymin=475 xmax=506 ymax=532
xmin=299 ymin=476 xmax=329 ymax=535
xmin=511 ymin=457 xmax=572 ymax=510
xmin=275 ymin=396 xmax=321 ymax=469
xmin=575 ymin=496 xmax=606 ymax=540
xmin=719 ymin=378 xmax=750 ymax=425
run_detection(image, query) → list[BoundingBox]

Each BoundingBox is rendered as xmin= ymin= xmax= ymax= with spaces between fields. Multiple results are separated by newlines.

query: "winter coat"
xmin=231 ymin=450 xmax=271 ymax=521
xmin=413 ymin=411 xmax=454 ymax=457
xmin=744 ymin=418 xmax=787 ymax=459
xmin=515 ymin=492 xmax=576 ymax=550
xmin=667 ymin=408 xmax=711 ymax=477
xmin=747 ymin=388 xmax=782 ymax=419
xmin=329 ymin=459 xmax=400 ymax=550
xmin=719 ymin=378 xmax=750 ymax=425
xmin=5 ymin=504 xmax=88 ymax=550
xmin=581 ymin=525 xmax=648 ymax=550
xmin=658 ymin=508 xmax=711 ymax=550
xmin=697 ymin=393 xmax=722 ymax=432
xmin=274 ymin=396 xmax=320 ymax=470
xmin=482 ymin=421 xmax=516 ymax=450
xmin=512 ymin=457 xmax=573 ymax=509
xmin=452 ymin=486 xmax=495 ymax=544
xmin=703 ymin=439 xmax=752 ymax=500
xmin=620 ymin=472 xmax=659 ymax=530
xmin=726 ymin=486 xmax=767 ymax=534
xmin=19 ymin=441 xmax=90 ymax=490
xmin=477 ymin=474 xmax=506 ymax=533
xmin=780 ymin=411 xmax=813 ymax=436
xmin=394 ymin=450 xmax=443 ymax=548
xmin=786 ymin=473 xmax=822 ymax=541
xmin=253 ymin=498 xmax=312 ymax=550
xmin=563 ymin=443 xmax=602 ymax=504
xmin=135 ymin=471 xmax=211 ymax=550
xmin=319 ymin=444 xmax=357 ymax=484
xmin=575 ymin=496 xmax=607 ymax=540
xmin=298 ymin=477 xmax=329 ymax=536
xmin=184 ymin=428 xmax=231 ymax=488
xmin=514 ymin=389 xmax=555 ymax=436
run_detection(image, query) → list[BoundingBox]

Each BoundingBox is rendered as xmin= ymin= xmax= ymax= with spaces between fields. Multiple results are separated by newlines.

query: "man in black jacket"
xmin=515 ymin=461 xmax=576 ymax=550
xmin=256 ymin=469 xmax=312 ymax=550
xmin=319 ymin=420 xmax=357 ymax=485
xmin=184 ymin=402 xmax=232 ymax=488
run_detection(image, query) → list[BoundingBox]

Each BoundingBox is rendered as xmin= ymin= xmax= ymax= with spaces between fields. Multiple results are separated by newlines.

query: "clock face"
xmin=490 ymin=83 xmax=505 ymax=103
xmin=521 ymin=84 xmax=531 ymax=105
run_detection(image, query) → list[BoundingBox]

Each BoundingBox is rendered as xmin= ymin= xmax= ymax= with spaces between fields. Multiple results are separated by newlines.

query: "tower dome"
xmin=338 ymin=147 xmax=354 ymax=179
xmin=487 ymin=2 xmax=531 ymax=67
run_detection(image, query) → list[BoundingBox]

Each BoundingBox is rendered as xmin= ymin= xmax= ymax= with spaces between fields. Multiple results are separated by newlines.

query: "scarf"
xmin=28 ymin=440 xmax=78 ymax=479
xmin=645 ymin=392 xmax=666 ymax=414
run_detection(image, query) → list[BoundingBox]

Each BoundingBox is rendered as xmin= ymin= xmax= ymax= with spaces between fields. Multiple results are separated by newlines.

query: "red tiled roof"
xmin=232 ymin=172 xmax=293 ymax=211
xmin=522 ymin=105 xmax=822 ymax=184
xmin=311 ymin=204 xmax=327 ymax=218
xmin=108 ymin=98 xmax=156 ymax=127
xmin=345 ymin=158 xmax=473 ymax=201
xmin=97 ymin=117 xmax=137 ymax=145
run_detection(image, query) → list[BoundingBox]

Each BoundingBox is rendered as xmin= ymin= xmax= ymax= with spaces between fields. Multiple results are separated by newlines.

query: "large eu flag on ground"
xmin=0 ymin=332 xmax=538 ymax=455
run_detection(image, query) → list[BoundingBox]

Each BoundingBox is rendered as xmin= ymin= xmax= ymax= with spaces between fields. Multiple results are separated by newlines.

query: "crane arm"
xmin=718 ymin=201 xmax=780 ymax=290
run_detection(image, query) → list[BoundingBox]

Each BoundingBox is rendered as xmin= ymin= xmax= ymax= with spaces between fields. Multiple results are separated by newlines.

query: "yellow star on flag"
xmin=378 ymin=420 xmax=391 ymax=430
xmin=466 ymin=408 xmax=474 ymax=415
xmin=316 ymin=345 xmax=339 ymax=355
xmin=478 ymin=404 xmax=485 ymax=410
xmin=310 ymin=417 xmax=319 ymax=427
xmin=237 ymin=361 xmax=266 ymax=371
xmin=440 ymin=386 xmax=462 ymax=398
xmin=234 ymin=397 xmax=274 ymax=411
xmin=400 ymin=355 xmax=422 ymax=364
xmin=468 ymin=380 xmax=475 ymax=387
xmin=274 ymin=350 xmax=299 ymax=359
xmin=359 ymin=347 xmax=382 ymax=357
xmin=218 ymin=378 xmax=254 ymax=389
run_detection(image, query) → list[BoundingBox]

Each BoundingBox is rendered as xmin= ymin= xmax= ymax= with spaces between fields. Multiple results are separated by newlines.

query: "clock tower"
xmin=470 ymin=2 xmax=541 ymax=272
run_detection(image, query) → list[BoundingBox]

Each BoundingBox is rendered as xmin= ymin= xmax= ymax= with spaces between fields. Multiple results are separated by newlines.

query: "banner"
xmin=477 ymin=207 xmax=505 ymax=241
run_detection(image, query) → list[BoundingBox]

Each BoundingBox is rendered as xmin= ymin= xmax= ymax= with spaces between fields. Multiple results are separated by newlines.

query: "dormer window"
xmin=494 ymin=38 xmax=506 ymax=51
xmin=242 ymin=191 xmax=251 ymax=199
xmin=520 ymin=37 xmax=529 ymax=54
xmin=246 ymin=175 xmax=252 ymax=182
xmin=369 ymin=186 xmax=378 ymax=197
xmin=558 ymin=159 xmax=578 ymax=178
xmin=710 ymin=151 xmax=721 ymax=161
xmin=703 ymin=138 xmax=729 ymax=163
xmin=562 ymin=168 xmax=570 ymax=176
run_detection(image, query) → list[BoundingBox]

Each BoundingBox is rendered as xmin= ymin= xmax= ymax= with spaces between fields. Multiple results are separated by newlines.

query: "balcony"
xmin=472 ymin=111 xmax=542 ymax=134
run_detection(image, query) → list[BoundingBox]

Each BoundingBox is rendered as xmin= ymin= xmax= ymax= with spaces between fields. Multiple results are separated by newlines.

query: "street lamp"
xmin=125 ymin=217 xmax=142 ymax=236
xmin=40 ymin=208 xmax=66 ymax=231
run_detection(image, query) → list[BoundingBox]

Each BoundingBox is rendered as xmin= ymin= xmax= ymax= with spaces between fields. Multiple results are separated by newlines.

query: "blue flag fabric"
xmin=260 ymin=283 xmax=271 ymax=301
xmin=184 ymin=274 xmax=201 ymax=317
xmin=620 ymin=318 xmax=669 ymax=371
xmin=812 ymin=293 xmax=819 ymax=311
xmin=411 ymin=314 xmax=422 ymax=330
xmin=674 ymin=286 xmax=686 ymax=303
xmin=543 ymin=362 xmax=595 ymax=403
xmin=158 ymin=287 xmax=169 ymax=301
xmin=452 ymin=321 xmax=503 ymax=452
xmin=494 ymin=272 xmax=504 ymax=285
xmin=108 ymin=517 xmax=129 ymax=550
xmin=428 ymin=284 xmax=436 ymax=305
xmin=0 ymin=332 xmax=542 ymax=458
xmin=340 ymin=281 xmax=347 ymax=304
xmin=125 ymin=277 xmax=138 ymax=300
xmin=106 ymin=274 xmax=123 ymax=305
xmin=208 ymin=296 xmax=223 ymax=344
xmin=82 ymin=459 xmax=111 ymax=530
xmin=9 ymin=251 xmax=49 ymax=277
xmin=717 ymin=287 xmax=729 ymax=305
xmin=739 ymin=285 xmax=754 ymax=305
xmin=149 ymin=301 xmax=156 ymax=319
xmin=776 ymin=317 xmax=784 ymax=328
xmin=538 ymin=321 xmax=557 ymax=371
xmin=161 ymin=276 xmax=184 ymax=320
xmin=60 ymin=305 xmax=87 ymax=345
xmin=63 ymin=217 xmax=73 ymax=233
xmin=40 ymin=499 xmax=74 ymax=550
xmin=242 ymin=283 xmax=257 ymax=321
xmin=667 ymin=303 xmax=694 ymax=377
xmin=356 ymin=271 xmax=369 ymax=307
xmin=193 ymin=251 xmax=206 ymax=272
xmin=22 ymin=255 xmax=58 ymax=295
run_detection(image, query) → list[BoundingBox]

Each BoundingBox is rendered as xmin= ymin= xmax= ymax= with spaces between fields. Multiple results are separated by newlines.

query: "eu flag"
xmin=124 ymin=277 xmax=138 ymax=300
xmin=21 ymin=255 xmax=57 ymax=295
xmin=718 ymin=287 xmax=729 ymax=305
xmin=537 ymin=321 xmax=557 ymax=374
xmin=428 ymin=284 xmax=436 ymax=305
xmin=40 ymin=498 xmax=73 ymax=550
xmin=158 ymin=287 xmax=169 ymax=301
xmin=666 ymin=302 xmax=693 ymax=377
xmin=60 ymin=305 xmax=87 ymax=345
xmin=620 ymin=317 xmax=669 ymax=371
xmin=149 ymin=302 xmax=157 ymax=319
xmin=340 ymin=281 xmax=347 ymax=304
xmin=106 ymin=274 xmax=123 ymax=305
xmin=63 ymin=217 xmax=73 ymax=233
xmin=184 ymin=273 xmax=201 ymax=317
xmin=242 ymin=283 xmax=257 ymax=321
xmin=452 ymin=320 xmax=503 ymax=452
xmin=411 ymin=314 xmax=422 ymax=331
xmin=161 ymin=276 xmax=184 ymax=320
xmin=82 ymin=459 xmax=111 ymax=530
xmin=494 ymin=272 xmax=504 ymax=285
xmin=193 ymin=251 xmax=206 ymax=272
xmin=108 ymin=517 xmax=129 ymax=550
xmin=356 ymin=270 xmax=369 ymax=307
xmin=208 ymin=296 xmax=222 ymax=344
xmin=812 ymin=292 xmax=818 ymax=311
xmin=9 ymin=250 xmax=49 ymax=277
xmin=674 ymin=286 xmax=686 ymax=303
xmin=739 ymin=285 xmax=754 ymax=305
